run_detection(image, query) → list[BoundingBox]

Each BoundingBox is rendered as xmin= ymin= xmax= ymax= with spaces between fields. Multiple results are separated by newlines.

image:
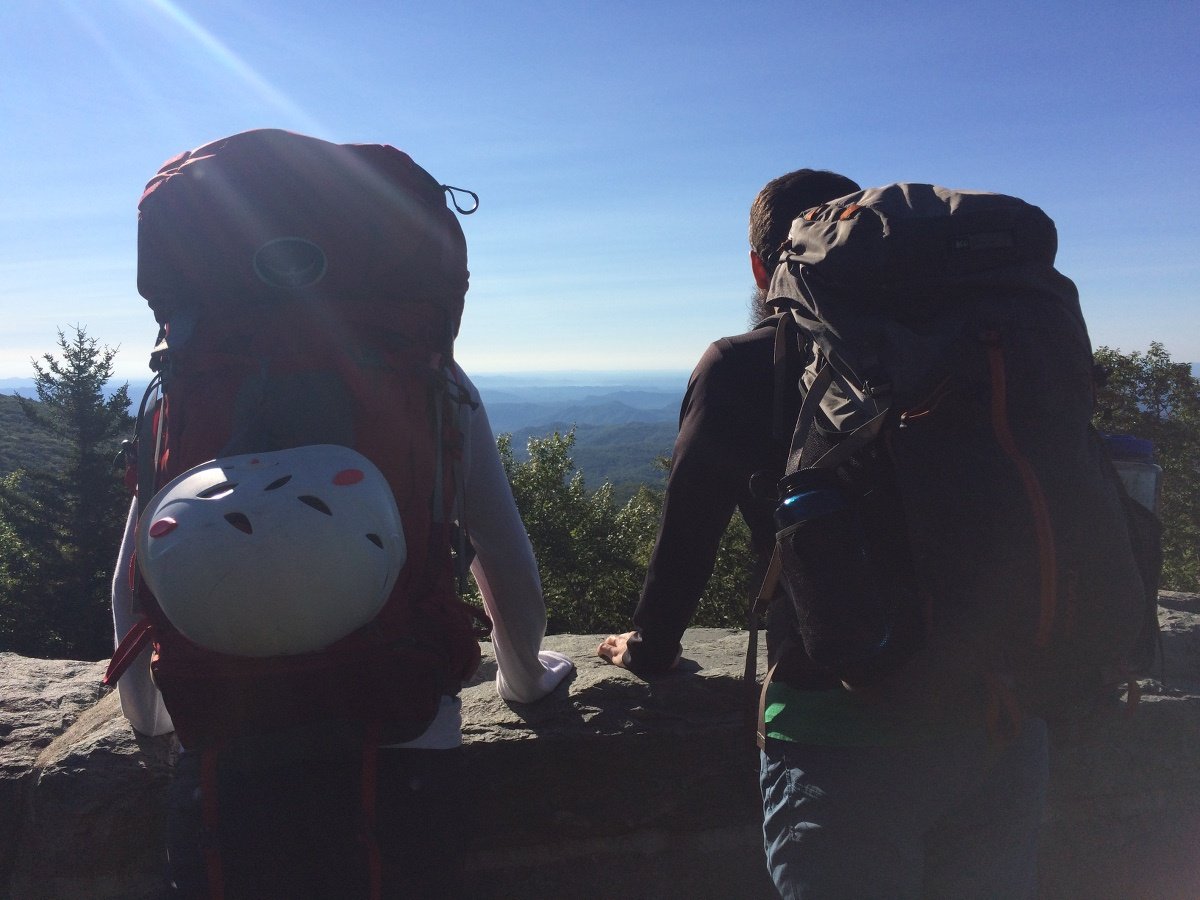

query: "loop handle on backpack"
xmin=443 ymin=185 xmax=479 ymax=215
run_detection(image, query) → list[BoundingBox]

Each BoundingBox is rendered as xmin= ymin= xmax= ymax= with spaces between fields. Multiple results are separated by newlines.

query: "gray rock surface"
xmin=1038 ymin=590 xmax=1200 ymax=900
xmin=458 ymin=629 xmax=770 ymax=898
xmin=2 ymin=607 xmax=1199 ymax=899
xmin=0 ymin=656 xmax=173 ymax=900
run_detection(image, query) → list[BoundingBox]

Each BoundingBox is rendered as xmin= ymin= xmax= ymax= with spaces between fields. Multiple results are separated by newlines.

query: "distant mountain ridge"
xmin=484 ymin=398 xmax=678 ymax=434
xmin=470 ymin=375 xmax=685 ymax=495
xmin=7 ymin=362 xmax=1199 ymax=404
xmin=505 ymin=420 xmax=678 ymax=499
xmin=7 ymin=363 xmax=1200 ymax=499
xmin=0 ymin=374 xmax=689 ymax=497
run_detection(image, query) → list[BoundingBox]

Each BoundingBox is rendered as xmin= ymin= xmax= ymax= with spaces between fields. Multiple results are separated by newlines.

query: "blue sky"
xmin=1 ymin=0 xmax=1196 ymax=380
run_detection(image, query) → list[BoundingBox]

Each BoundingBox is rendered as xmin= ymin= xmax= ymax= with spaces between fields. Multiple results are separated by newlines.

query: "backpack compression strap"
xmin=746 ymin=546 xmax=782 ymax=747
xmin=768 ymin=314 xmax=808 ymax=443
xmin=103 ymin=618 xmax=154 ymax=687
xmin=782 ymin=349 xmax=892 ymax=476
xmin=102 ymin=378 xmax=165 ymax=688
xmin=746 ymin=322 xmax=892 ymax=741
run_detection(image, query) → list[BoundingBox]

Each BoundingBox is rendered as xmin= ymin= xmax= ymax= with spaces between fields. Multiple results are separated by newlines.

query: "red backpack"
xmin=104 ymin=129 xmax=490 ymax=751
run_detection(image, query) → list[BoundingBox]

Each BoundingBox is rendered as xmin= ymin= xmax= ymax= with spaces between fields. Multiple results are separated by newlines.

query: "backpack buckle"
xmin=861 ymin=378 xmax=892 ymax=399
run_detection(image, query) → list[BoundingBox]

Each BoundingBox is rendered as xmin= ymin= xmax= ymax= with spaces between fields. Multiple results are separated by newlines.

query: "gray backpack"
xmin=757 ymin=184 xmax=1160 ymax=717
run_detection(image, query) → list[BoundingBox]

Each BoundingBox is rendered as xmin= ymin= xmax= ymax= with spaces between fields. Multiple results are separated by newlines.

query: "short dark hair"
xmin=748 ymin=169 xmax=860 ymax=269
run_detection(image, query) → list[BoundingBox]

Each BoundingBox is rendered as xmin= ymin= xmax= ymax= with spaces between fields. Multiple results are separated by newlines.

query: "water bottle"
xmin=773 ymin=469 xmax=894 ymax=674
xmin=1103 ymin=434 xmax=1162 ymax=514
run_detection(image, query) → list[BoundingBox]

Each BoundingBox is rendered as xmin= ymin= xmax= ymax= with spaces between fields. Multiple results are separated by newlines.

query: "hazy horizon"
xmin=2 ymin=2 xmax=1196 ymax=381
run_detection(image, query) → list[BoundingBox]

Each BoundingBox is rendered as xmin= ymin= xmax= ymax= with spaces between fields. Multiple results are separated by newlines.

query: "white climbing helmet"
xmin=136 ymin=444 xmax=406 ymax=657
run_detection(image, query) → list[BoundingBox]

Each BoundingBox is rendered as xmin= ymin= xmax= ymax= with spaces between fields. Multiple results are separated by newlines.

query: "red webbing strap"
xmin=199 ymin=748 xmax=226 ymax=900
xmin=360 ymin=723 xmax=383 ymax=900
xmin=103 ymin=618 xmax=154 ymax=686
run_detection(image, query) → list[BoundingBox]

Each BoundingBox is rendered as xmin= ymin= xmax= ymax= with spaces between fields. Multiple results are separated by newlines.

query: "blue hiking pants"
xmin=760 ymin=719 xmax=1048 ymax=899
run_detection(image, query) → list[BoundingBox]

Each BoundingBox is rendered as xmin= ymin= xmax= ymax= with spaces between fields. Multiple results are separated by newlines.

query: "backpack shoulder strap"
xmin=785 ymin=357 xmax=836 ymax=474
xmin=103 ymin=378 xmax=166 ymax=688
xmin=761 ymin=311 xmax=811 ymax=445
xmin=135 ymin=377 xmax=163 ymax=510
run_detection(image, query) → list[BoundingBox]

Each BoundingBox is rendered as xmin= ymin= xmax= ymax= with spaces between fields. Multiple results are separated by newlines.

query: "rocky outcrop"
xmin=2 ymin=597 xmax=1199 ymax=900
xmin=1039 ymin=591 xmax=1200 ymax=900
xmin=0 ymin=658 xmax=173 ymax=900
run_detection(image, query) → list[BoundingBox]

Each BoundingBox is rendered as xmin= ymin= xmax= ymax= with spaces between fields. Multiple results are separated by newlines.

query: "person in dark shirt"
xmin=598 ymin=169 xmax=1049 ymax=899
xmin=598 ymin=167 xmax=859 ymax=673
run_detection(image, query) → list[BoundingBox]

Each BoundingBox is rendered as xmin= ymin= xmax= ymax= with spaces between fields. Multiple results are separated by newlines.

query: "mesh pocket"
xmin=776 ymin=502 xmax=894 ymax=672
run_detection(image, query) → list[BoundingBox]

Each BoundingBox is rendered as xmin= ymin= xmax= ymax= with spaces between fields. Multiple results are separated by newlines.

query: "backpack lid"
xmin=769 ymin=183 xmax=1059 ymax=310
xmin=137 ymin=129 xmax=471 ymax=329
xmin=765 ymin=183 xmax=1072 ymax=403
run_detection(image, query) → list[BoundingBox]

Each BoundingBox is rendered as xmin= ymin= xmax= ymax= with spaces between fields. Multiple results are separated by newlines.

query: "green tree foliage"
xmin=0 ymin=394 xmax=68 ymax=475
xmin=1093 ymin=342 xmax=1200 ymax=591
xmin=695 ymin=512 xmax=754 ymax=628
xmin=0 ymin=328 xmax=132 ymax=658
xmin=0 ymin=472 xmax=30 ymax=642
xmin=627 ymin=455 xmax=754 ymax=629
xmin=494 ymin=430 xmax=647 ymax=633
xmin=494 ymin=434 xmax=753 ymax=634
xmin=506 ymin=421 xmax=675 ymax=503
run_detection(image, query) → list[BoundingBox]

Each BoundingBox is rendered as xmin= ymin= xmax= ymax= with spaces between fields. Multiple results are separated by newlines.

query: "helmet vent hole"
xmin=199 ymin=482 xmax=237 ymax=499
xmin=298 ymin=495 xmax=333 ymax=516
xmin=264 ymin=476 xmax=293 ymax=491
xmin=365 ymin=533 xmax=383 ymax=548
xmin=224 ymin=512 xmax=253 ymax=534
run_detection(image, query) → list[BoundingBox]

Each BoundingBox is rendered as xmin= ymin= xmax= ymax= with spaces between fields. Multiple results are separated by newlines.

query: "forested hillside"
xmin=3 ymin=376 xmax=685 ymax=503
xmin=0 ymin=394 xmax=68 ymax=475
xmin=507 ymin=420 xmax=676 ymax=501
xmin=0 ymin=392 xmax=676 ymax=505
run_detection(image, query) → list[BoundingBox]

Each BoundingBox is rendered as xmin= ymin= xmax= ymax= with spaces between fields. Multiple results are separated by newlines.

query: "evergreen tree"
xmin=1093 ymin=342 xmax=1200 ymax=591
xmin=0 ymin=327 xmax=132 ymax=658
